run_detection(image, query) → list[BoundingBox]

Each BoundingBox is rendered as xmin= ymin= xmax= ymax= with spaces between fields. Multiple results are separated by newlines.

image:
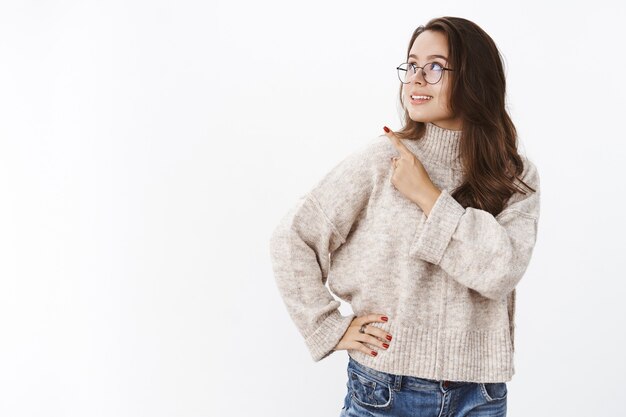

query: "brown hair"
xmin=393 ymin=16 xmax=536 ymax=216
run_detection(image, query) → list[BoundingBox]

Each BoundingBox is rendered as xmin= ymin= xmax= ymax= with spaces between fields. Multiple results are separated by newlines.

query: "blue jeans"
xmin=340 ymin=356 xmax=507 ymax=417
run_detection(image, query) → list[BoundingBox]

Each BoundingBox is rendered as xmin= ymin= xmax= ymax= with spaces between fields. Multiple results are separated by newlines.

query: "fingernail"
xmin=383 ymin=126 xmax=390 ymax=133
xmin=381 ymin=316 xmax=388 ymax=321
xmin=383 ymin=343 xmax=389 ymax=349
xmin=386 ymin=335 xmax=392 ymax=341
xmin=371 ymin=351 xmax=377 ymax=356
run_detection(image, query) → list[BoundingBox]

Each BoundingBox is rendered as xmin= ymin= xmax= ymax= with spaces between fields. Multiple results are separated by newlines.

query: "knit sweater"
xmin=268 ymin=122 xmax=540 ymax=383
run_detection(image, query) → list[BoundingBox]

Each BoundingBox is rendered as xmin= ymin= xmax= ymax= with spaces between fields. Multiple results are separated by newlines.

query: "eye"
xmin=429 ymin=62 xmax=444 ymax=71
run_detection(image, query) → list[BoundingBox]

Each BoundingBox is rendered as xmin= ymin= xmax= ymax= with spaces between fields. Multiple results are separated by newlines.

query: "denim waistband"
xmin=348 ymin=356 xmax=476 ymax=392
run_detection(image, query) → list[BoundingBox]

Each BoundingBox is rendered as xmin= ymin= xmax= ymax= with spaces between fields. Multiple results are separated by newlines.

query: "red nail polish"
xmin=381 ymin=316 xmax=388 ymax=321
xmin=386 ymin=335 xmax=392 ymax=341
xmin=383 ymin=343 xmax=389 ymax=348
xmin=383 ymin=126 xmax=390 ymax=133
xmin=371 ymin=351 xmax=377 ymax=356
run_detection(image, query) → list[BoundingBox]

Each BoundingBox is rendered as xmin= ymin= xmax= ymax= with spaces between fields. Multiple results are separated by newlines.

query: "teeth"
xmin=411 ymin=95 xmax=432 ymax=100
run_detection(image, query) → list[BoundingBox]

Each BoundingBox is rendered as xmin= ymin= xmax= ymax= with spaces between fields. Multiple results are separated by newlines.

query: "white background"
xmin=1 ymin=1 xmax=625 ymax=416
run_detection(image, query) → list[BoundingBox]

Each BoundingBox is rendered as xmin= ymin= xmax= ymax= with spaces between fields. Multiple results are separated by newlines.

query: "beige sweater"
xmin=269 ymin=122 xmax=541 ymax=383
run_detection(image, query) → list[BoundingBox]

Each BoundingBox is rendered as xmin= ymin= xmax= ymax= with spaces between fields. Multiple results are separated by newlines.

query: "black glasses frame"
xmin=396 ymin=62 xmax=455 ymax=85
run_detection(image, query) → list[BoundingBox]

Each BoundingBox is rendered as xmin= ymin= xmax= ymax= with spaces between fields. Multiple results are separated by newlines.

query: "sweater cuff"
xmin=305 ymin=310 xmax=356 ymax=362
xmin=410 ymin=189 xmax=466 ymax=264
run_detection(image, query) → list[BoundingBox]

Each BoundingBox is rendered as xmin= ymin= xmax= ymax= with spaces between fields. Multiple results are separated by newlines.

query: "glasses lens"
xmin=397 ymin=63 xmax=414 ymax=84
xmin=423 ymin=62 xmax=443 ymax=84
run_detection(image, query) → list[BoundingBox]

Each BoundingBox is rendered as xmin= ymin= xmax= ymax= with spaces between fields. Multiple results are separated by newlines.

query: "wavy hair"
xmin=393 ymin=16 xmax=536 ymax=216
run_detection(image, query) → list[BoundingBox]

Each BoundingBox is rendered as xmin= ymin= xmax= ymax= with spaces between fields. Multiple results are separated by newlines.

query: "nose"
xmin=406 ymin=66 xmax=426 ymax=84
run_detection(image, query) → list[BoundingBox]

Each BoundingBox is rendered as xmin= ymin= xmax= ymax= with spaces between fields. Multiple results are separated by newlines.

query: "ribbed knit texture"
xmin=269 ymin=122 xmax=540 ymax=383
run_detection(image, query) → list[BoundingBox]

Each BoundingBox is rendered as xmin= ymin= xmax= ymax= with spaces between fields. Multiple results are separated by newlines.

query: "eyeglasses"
xmin=396 ymin=62 xmax=455 ymax=85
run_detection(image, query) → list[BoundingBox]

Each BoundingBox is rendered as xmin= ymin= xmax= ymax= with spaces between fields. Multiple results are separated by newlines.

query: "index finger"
xmin=383 ymin=126 xmax=412 ymax=158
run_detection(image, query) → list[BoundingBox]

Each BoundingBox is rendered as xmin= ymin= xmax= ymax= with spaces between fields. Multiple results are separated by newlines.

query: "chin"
xmin=407 ymin=113 xmax=433 ymax=123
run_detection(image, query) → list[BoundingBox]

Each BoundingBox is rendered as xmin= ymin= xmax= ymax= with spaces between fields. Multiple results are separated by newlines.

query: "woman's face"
xmin=403 ymin=30 xmax=463 ymax=130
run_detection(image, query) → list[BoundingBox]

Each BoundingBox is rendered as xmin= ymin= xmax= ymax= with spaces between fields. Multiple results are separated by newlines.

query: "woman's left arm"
xmin=410 ymin=159 xmax=541 ymax=301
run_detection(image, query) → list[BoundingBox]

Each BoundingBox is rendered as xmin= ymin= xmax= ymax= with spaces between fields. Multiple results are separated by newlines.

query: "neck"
xmin=414 ymin=121 xmax=463 ymax=169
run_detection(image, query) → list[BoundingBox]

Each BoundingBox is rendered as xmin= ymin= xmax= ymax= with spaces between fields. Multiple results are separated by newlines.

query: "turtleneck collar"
xmin=412 ymin=122 xmax=463 ymax=170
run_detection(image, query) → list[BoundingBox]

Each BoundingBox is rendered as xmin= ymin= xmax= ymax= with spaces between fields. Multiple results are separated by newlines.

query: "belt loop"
xmin=393 ymin=374 xmax=402 ymax=391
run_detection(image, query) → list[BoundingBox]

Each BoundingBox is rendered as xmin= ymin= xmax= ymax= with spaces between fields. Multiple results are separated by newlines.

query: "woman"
xmin=269 ymin=16 xmax=539 ymax=417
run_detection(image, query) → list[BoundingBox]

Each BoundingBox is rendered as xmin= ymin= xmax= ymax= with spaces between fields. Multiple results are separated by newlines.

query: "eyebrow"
xmin=408 ymin=54 xmax=448 ymax=61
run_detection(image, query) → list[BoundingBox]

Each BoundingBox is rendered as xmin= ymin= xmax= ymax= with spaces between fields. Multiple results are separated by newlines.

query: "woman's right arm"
xmin=268 ymin=138 xmax=385 ymax=362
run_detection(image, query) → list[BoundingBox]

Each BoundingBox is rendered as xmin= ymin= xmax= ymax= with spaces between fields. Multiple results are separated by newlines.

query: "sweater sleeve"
xmin=269 ymin=141 xmax=379 ymax=361
xmin=409 ymin=157 xmax=541 ymax=301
